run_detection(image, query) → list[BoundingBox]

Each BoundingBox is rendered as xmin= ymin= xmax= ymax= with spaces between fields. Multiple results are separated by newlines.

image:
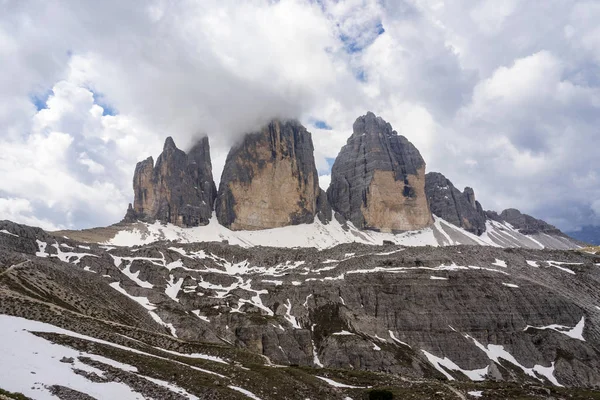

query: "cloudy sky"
xmin=1 ymin=0 xmax=599 ymax=232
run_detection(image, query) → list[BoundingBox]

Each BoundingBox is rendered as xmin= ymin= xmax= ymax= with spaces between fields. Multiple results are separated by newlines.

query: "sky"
xmin=1 ymin=0 xmax=599 ymax=232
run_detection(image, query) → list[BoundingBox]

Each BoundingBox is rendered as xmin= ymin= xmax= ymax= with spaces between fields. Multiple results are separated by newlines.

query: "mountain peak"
xmin=329 ymin=113 xmax=431 ymax=232
xmin=163 ymin=136 xmax=177 ymax=151
xmin=352 ymin=112 xmax=395 ymax=137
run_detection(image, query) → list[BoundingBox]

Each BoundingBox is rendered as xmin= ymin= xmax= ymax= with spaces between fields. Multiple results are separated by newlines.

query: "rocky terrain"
xmin=1 ymin=220 xmax=600 ymax=399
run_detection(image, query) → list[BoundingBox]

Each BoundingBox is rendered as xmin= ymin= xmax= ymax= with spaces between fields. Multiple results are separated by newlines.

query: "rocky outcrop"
xmin=8 ymin=221 xmax=600 ymax=390
xmin=327 ymin=112 xmax=432 ymax=232
xmin=125 ymin=136 xmax=216 ymax=227
xmin=216 ymin=119 xmax=321 ymax=230
xmin=488 ymin=208 xmax=565 ymax=236
xmin=425 ymin=172 xmax=487 ymax=235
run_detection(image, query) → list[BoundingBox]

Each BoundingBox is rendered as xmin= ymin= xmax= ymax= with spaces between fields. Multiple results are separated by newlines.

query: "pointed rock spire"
xmin=127 ymin=136 xmax=216 ymax=227
xmin=163 ymin=136 xmax=177 ymax=151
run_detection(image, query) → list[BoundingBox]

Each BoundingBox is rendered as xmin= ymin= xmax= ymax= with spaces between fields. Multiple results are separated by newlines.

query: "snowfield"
xmin=104 ymin=214 xmax=581 ymax=250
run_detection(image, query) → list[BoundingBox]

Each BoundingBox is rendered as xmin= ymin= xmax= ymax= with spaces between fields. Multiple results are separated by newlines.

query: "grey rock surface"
xmin=216 ymin=119 xmax=320 ymax=230
xmin=425 ymin=172 xmax=487 ymax=235
xmin=327 ymin=112 xmax=432 ymax=232
xmin=316 ymin=188 xmax=332 ymax=224
xmin=126 ymin=136 xmax=217 ymax=227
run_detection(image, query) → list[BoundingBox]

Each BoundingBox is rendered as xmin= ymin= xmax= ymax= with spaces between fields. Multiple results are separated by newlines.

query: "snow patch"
xmin=422 ymin=350 xmax=488 ymax=381
xmin=148 ymin=311 xmax=178 ymax=337
xmin=109 ymin=282 xmax=156 ymax=310
xmin=153 ymin=347 xmax=228 ymax=365
xmin=546 ymin=260 xmax=578 ymax=275
xmin=303 ymin=294 xmax=313 ymax=308
xmin=492 ymin=259 xmax=507 ymax=268
xmin=524 ymin=316 xmax=585 ymax=341
xmin=312 ymin=339 xmax=323 ymax=368
xmin=0 ymin=315 xmax=227 ymax=398
xmin=284 ymin=299 xmax=301 ymax=329
xmin=332 ymin=330 xmax=355 ymax=336
xmin=35 ymin=240 xmax=48 ymax=257
xmin=191 ymin=310 xmax=210 ymax=322
xmin=165 ymin=275 xmax=184 ymax=301
xmin=389 ymin=330 xmax=411 ymax=348
xmin=316 ymin=376 xmax=369 ymax=388
xmin=138 ymin=375 xmax=200 ymax=400
xmin=466 ymin=335 xmax=562 ymax=386
xmin=228 ymin=385 xmax=262 ymax=400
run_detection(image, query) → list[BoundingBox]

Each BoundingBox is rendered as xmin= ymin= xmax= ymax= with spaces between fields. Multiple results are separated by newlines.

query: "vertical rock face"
xmin=327 ymin=112 xmax=432 ymax=232
xmin=425 ymin=172 xmax=487 ymax=235
xmin=126 ymin=136 xmax=216 ymax=227
xmin=216 ymin=119 xmax=321 ymax=230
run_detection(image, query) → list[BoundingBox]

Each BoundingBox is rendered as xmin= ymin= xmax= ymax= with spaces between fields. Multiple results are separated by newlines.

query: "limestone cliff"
xmin=327 ymin=112 xmax=432 ymax=232
xmin=215 ymin=119 xmax=321 ymax=230
xmin=425 ymin=172 xmax=487 ymax=235
xmin=125 ymin=136 xmax=217 ymax=227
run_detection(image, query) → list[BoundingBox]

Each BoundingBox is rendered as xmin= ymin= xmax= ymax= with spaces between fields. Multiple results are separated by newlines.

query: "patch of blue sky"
xmin=91 ymin=91 xmax=117 ymax=116
xmin=314 ymin=120 xmax=332 ymax=130
xmin=355 ymin=69 xmax=367 ymax=82
xmin=339 ymin=21 xmax=385 ymax=54
xmin=30 ymin=89 xmax=52 ymax=111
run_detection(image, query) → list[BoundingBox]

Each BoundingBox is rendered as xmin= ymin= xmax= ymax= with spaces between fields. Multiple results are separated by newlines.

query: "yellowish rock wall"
xmin=361 ymin=167 xmax=432 ymax=232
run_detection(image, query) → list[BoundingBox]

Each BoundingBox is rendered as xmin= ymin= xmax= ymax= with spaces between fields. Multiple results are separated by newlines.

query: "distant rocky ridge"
xmin=122 ymin=112 xmax=579 ymax=248
xmin=425 ymin=172 xmax=487 ymax=235
xmin=124 ymin=136 xmax=216 ymax=227
xmin=424 ymin=172 xmax=582 ymax=243
xmin=488 ymin=208 xmax=565 ymax=236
